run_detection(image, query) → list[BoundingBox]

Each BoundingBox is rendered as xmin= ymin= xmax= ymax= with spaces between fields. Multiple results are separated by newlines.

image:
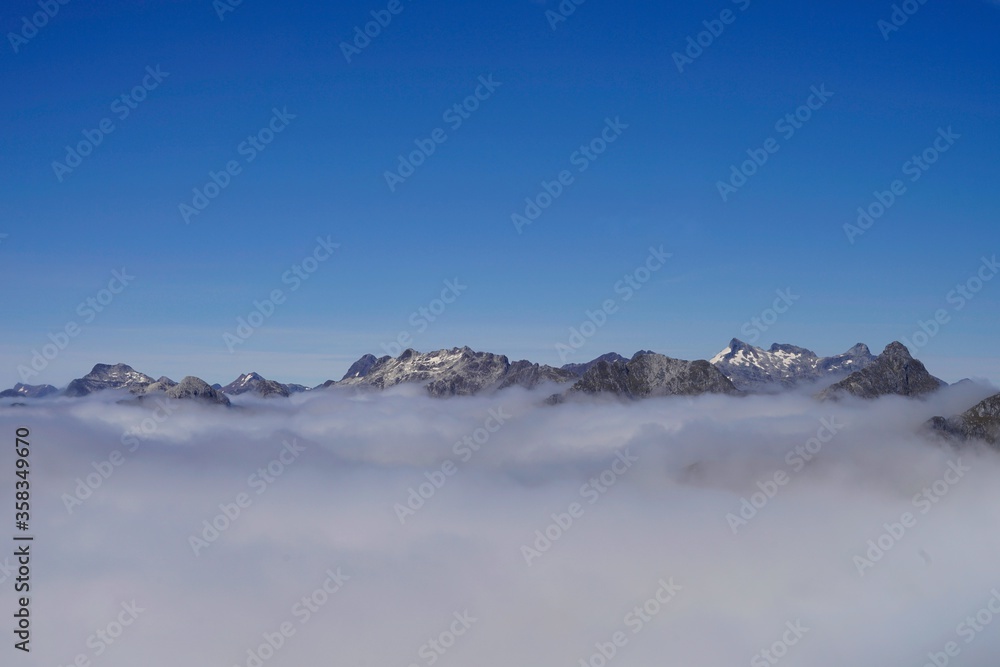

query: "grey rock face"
xmin=819 ymin=342 xmax=945 ymax=400
xmin=710 ymin=339 xmax=875 ymax=391
xmin=143 ymin=376 xmax=231 ymax=406
xmin=64 ymin=363 xmax=156 ymax=397
xmin=285 ymin=384 xmax=310 ymax=393
xmin=0 ymin=383 xmax=59 ymax=399
xmin=818 ymin=343 xmax=876 ymax=375
xmin=927 ymin=392 xmax=1000 ymax=445
xmin=221 ymin=372 xmax=291 ymax=398
xmin=143 ymin=377 xmax=178 ymax=394
xmin=561 ymin=353 xmax=628 ymax=377
xmin=335 ymin=347 xmax=576 ymax=397
xmin=338 ymin=347 xmax=509 ymax=397
xmin=559 ymin=351 xmax=739 ymax=400
xmin=340 ymin=354 xmax=384 ymax=380
xmin=498 ymin=360 xmax=578 ymax=390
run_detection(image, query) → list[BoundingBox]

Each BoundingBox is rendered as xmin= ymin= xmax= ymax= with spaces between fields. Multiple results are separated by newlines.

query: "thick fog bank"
xmin=2 ymin=383 xmax=1000 ymax=666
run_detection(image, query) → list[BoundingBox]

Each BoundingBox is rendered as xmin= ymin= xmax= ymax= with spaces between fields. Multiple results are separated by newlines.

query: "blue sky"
xmin=1 ymin=0 xmax=998 ymax=388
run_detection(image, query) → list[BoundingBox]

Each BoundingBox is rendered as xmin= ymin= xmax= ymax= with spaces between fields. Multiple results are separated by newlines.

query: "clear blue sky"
xmin=1 ymin=0 xmax=998 ymax=388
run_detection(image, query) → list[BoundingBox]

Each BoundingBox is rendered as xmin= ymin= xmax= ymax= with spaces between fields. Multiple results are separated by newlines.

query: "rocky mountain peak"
xmin=0 ymin=383 xmax=59 ymax=399
xmin=341 ymin=354 xmax=382 ymax=380
xmin=221 ymin=372 xmax=290 ymax=398
xmin=555 ymin=350 xmax=738 ymax=401
xmin=881 ymin=341 xmax=913 ymax=360
xmin=927 ymin=392 xmax=1000 ymax=446
xmin=768 ymin=342 xmax=816 ymax=357
xmin=560 ymin=352 xmax=627 ymax=377
xmin=64 ymin=362 xmax=156 ymax=397
xmin=711 ymin=340 xmax=873 ymax=391
xmin=335 ymin=347 xmax=576 ymax=397
xmin=844 ymin=343 xmax=872 ymax=357
xmin=819 ymin=341 xmax=944 ymax=400
xmin=144 ymin=376 xmax=231 ymax=406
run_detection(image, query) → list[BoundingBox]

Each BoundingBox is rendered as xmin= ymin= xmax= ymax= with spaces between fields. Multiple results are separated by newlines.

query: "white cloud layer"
xmin=3 ymin=380 xmax=1000 ymax=666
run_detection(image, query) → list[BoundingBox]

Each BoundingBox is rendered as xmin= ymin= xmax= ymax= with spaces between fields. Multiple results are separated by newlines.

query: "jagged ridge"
xmin=0 ymin=340 xmax=956 ymax=406
xmin=819 ymin=342 xmax=945 ymax=400
xmin=553 ymin=351 xmax=739 ymax=401
xmin=710 ymin=339 xmax=875 ymax=390
xmin=336 ymin=347 xmax=574 ymax=397
xmin=221 ymin=372 xmax=291 ymax=398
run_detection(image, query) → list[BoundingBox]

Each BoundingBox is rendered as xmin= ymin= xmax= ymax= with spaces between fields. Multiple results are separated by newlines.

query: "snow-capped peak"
xmin=710 ymin=339 xmax=875 ymax=391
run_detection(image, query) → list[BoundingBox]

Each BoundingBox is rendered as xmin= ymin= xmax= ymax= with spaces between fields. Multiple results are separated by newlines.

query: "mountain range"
xmin=710 ymin=339 xmax=876 ymax=391
xmin=818 ymin=341 xmax=946 ymax=400
xmin=3 ymin=339 xmax=997 ymax=446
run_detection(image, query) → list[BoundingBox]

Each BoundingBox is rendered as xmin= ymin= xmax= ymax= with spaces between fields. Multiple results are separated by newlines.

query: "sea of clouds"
xmin=2 ymin=379 xmax=1000 ymax=667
